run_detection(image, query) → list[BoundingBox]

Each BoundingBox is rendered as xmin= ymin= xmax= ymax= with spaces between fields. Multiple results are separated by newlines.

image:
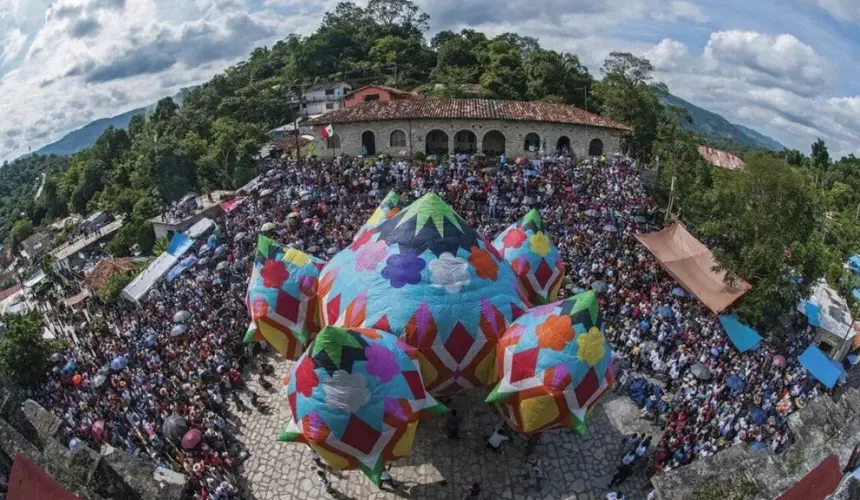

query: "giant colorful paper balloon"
xmin=486 ymin=291 xmax=614 ymax=435
xmin=318 ymin=193 xmax=529 ymax=395
xmin=352 ymin=191 xmax=403 ymax=241
xmin=280 ymin=326 xmax=446 ymax=485
xmin=245 ymin=235 xmax=325 ymax=359
xmin=492 ymin=208 xmax=565 ymax=305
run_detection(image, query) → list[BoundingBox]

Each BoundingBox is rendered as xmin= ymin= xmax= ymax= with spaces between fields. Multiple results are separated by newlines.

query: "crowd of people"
xmin=29 ymin=151 xmax=830 ymax=498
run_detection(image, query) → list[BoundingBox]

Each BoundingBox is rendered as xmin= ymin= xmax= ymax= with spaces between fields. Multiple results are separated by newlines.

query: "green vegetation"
xmin=695 ymin=475 xmax=759 ymax=500
xmin=0 ymin=312 xmax=58 ymax=388
xmin=102 ymin=271 xmax=137 ymax=302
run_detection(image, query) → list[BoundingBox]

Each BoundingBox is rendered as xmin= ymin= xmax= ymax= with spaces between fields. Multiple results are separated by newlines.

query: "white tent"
xmin=121 ymin=252 xmax=176 ymax=303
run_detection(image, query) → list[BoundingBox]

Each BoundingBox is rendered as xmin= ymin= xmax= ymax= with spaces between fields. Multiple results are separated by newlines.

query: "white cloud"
xmin=0 ymin=28 xmax=26 ymax=65
xmin=647 ymin=33 xmax=860 ymax=157
xmin=810 ymin=0 xmax=860 ymax=22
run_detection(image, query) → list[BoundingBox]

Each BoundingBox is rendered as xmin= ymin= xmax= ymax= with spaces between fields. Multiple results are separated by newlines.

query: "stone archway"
xmin=556 ymin=136 xmax=571 ymax=154
xmin=482 ymin=130 xmax=505 ymax=156
xmin=589 ymin=138 xmax=604 ymax=156
xmin=454 ymin=130 xmax=477 ymax=154
xmin=426 ymin=129 xmax=449 ymax=155
xmin=524 ymin=133 xmax=540 ymax=153
xmin=361 ymin=130 xmax=376 ymax=156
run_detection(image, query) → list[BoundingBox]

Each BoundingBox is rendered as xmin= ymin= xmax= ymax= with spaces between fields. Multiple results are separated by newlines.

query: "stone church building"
xmin=306 ymin=99 xmax=632 ymax=158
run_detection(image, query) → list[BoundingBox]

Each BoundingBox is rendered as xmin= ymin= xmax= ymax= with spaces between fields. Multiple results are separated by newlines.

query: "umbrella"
xmin=288 ymin=212 xmax=300 ymax=219
xmin=603 ymin=224 xmax=618 ymax=233
xmin=266 ymin=168 xmax=277 ymax=177
xmin=213 ymin=245 xmax=227 ymax=257
xmin=749 ymin=441 xmax=768 ymax=453
xmin=92 ymin=374 xmax=107 ymax=388
xmin=51 ymin=353 xmax=61 ymax=363
xmin=144 ymin=334 xmax=157 ymax=347
xmin=260 ymin=188 xmax=274 ymax=197
xmin=524 ymin=169 xmax=539 ymax=177
xmin=91 ymin=420 xmax=106 ymax=443
xmin=307 ymin=245 xmax=321 ymax=254
xmin=110 ymin=356 xmax=128 ymax=371
xmin=198 ymin=244 xmax=211 ymax=256
xmin=181 ymin=429 xmax=203 ymax=450
xmin=726 ymin=375 xmax=746 ymax=393
xmin=170 ymin=324 xmax=187 ymax=337
xmin=591 ymin=280 xmax=608 ymax=293
xmin=657 ymin=306 xmax=674 ymax=318
xmin=466 ymin=176 xmax=477 ymax=182
xmin=98 ymin=365 xmax=111 ymax=376
xmin=163 ymin=415 xmax=189 ymax=443
xmin=173 ymin=310 xmax=191 ymax=323
xmin=216 ymin=261 xmax=229 ymax=271
xmin=72 ymin=374 xmax=83 ymax=385
xmin=196 ymin=257 xmax=210 ymax=267
xmin=62 ymin=360 xmax=76 ymax=376
xmin=671 ymin=287 xmax=687 ymax=297
xmin=261 ymin=222 xmax=277 ymax=233
xmin=749 ymin=406 xmax=767 ymax=425
xmin=234 ymin=232 xmax=247 ymax=242
xmin=772 ymin=355 xmax=787 ymax=368
xmin=690 ymin=363 xmax=711 ymax=380
xmin=212 ymin=277 xmax=225 ymax=285
xmin=207 ymin=234 xmax=218 ymax=248
xmin=585 ymin=209 xmax=599 ymax=217
xmin=515 ymin=156 xmax=528 ymax=166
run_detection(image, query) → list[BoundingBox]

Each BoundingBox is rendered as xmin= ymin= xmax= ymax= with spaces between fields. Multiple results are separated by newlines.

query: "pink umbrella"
xmin=91 ymin=420 xmax=106 ymax=443
xmin=773 ymin=355 xmax=786 ymax=368
xmin=181 ymin=428 xmax=203 ymax=450
xmin=515 ymin=156 xmax=528 ymax=166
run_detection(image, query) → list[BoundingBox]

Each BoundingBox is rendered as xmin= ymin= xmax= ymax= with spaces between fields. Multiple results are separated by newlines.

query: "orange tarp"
xmin=635 ymin=223 xmax=750 ymax=314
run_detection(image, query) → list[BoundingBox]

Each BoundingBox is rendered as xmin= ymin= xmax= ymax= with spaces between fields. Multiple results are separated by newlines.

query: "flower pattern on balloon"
xmin=355 ymin=240 xmax=388 ymax=272
xmin=535 ymin=314 xmax=574 ymax=351
xmin=295 ymin=356 xmax=318 ymax=397
xmin=502 ymin=228 xmax=527 ymax=249
xmin=323 ymin=370 xmax=370 ymax=413
xmin=381 ymin=250 xmax=426 ymax=288
xmin=577 ymin=326 xmax=606 ymax=366
xmin=350 ymin=230 xmax=373 ymax=251
xmin=364 ymin=343 xmax=399 ymax=383
xmin=468 ymin=246 xmax=498 ymax=281
xmin=260 ymin=260 xmax=290 ymax=288
xmin=428 ymin=252 xmax=470 ymax=292
xmin=529 ymin=232 xmax=551 ymax=257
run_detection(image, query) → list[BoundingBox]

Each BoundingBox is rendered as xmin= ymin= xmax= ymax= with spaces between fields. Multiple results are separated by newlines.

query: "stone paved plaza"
xmin=232 ymin=354 xmax=655 ymax=500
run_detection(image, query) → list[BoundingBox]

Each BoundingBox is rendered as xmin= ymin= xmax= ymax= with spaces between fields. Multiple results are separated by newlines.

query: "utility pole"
xmin=575 ymin=86 xmax=589 ymax=156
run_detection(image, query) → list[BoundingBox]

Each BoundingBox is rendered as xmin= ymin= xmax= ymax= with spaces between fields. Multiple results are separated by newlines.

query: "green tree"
xmin=0 ymin=312 xmax=54 ymax=388
xmin=592 ymin=52 xmax=663 ymax=160
xmin=695 ymin=156 xmax=832 ymax=330
xmin=7 ymin=219 xmax=33 ymax=252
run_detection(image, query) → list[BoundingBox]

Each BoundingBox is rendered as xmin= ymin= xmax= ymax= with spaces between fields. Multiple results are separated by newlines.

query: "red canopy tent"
xmin=6 ymin=453 xmax=79 ymax=500
xmin=776 ymin=455 xmax=843 ymax=500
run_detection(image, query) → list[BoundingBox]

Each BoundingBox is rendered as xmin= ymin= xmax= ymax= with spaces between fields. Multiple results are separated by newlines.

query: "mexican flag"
xmin=320 ymin=125 xmax=334 ymax=139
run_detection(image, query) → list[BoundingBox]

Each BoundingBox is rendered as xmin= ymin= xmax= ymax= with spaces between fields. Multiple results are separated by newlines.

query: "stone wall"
xmin=312 ymin=118 xmax=623 ymax=158
xmin=651 ymin=387 xmax=860 ymax=499
xmin=0 ymin=392 xmax=185 ymax=500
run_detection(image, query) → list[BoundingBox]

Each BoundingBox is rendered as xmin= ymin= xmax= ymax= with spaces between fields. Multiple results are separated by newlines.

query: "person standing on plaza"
xmin=608 ymin=462 xmax=634 ymax=488
xmin=315 ymin=467 xmax=334 ymax=495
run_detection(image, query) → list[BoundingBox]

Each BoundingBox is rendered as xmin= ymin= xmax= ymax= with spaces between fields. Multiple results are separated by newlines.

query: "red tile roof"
xmin=697 ymin=145 xmax=746 ymax=171
xmin=0 ymin=283 xmax=23 ymax=302
xmin=308 ymin=99 xmax=633 ymax=131
xmin=7 ymin=453 xmax=80 ymax=500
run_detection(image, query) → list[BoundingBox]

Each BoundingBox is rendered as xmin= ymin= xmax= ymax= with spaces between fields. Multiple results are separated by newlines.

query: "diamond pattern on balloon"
xmin=534 ymin=259 xmax=553 ymax=288
xmin=341 ymin=415 xmax=382 ymax=455
xmin=445 ymin=323 xmax=474 ymax=364
xmin=509 ymin=347 xmax=539 ymax=384
xmin=575 ymin=368 xmax=599 ymax=406
xmin=276 ymin=289 xmax=300 ymax=323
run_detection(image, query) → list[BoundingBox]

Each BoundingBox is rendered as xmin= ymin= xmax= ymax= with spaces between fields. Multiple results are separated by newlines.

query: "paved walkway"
xmin=232 ymin=354 xmax=658 ymax=500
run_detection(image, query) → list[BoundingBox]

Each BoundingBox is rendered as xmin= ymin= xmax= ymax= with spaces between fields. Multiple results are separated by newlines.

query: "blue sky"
xmin=1 ymin=0 xmax=859 ymax=161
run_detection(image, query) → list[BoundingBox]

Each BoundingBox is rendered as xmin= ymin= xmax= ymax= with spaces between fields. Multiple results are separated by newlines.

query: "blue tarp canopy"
xmin=799 ymin=345 xmax=843 ymax=389
xmin=718 ymin=314 xmax=762 ymax=352
xmin=166 ymin=233 xmax=193 ymax=257
xmin=804 ymin=301 xmax=822 ymax=327
xmin=849 ymin=255 xmax=860 ymax=272
xmin=167 ymin=256 xmax=197 ymax=282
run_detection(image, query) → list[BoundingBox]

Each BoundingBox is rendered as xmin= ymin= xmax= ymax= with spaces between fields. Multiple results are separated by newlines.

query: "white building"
xmin=295 ymin=82 xmax=352 ymax=117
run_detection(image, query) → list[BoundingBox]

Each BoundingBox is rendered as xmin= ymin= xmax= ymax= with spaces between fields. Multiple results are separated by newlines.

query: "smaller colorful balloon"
xmin=245 ymin=235 xmax=326 ymax=359
xmin=487 ymin=291 xmax=614 ymax=435
xmin=281 ymin=326 xmax=447 ymax=486
xmin=352 ymin=191 xmax=403 ymax=242
xmin=492 ymin=208 xmax=565 ymax=305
